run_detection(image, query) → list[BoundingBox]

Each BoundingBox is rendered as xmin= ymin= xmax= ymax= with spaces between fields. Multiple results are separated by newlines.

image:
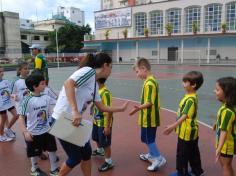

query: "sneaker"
xmin=147 ymin=158 xmax=159 ymax=171
xmin=139 ymin=153 xmax=152 ymax=162
xmin=0 ymin=135 xmax=13 ymax=142
xmin=4 ymin=128 xmax=16 ymax=138
xmin=157 ymin=156 xmax=167 ymax=168
xmin=50 ymin=167 xmax=60 ymax=176
xmin=98 ymin=161 xmax=114 ymax=172
xmin=31 ymin=168 xmax=47 ymax=176
xmin=92 ymin=149 xmax=104 ymax=156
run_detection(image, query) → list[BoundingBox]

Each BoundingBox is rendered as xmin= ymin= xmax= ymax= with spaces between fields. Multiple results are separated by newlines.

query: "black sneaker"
xmin=92 ymin=149 xmax=104 ymax=156
xmin=31 ymin=168 xmax=47 ymax=176
xmin=98 ymin=162 xmax=114 ymax=172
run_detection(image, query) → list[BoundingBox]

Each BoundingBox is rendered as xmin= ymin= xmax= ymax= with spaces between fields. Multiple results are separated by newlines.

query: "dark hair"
xmin=217 ymin=77 xmax=236 ymax=107
xmin=134 ymin=58 xmax=151 ymax=71
xmin=31 ymin=69 xmax=43 ymax=77
xmin=182 ymin=71 xmax=204 ymax=90
xmin=80 ymin=52 xmax=112 ymax=69
xmin=16 ymin=62 xmax=28 ymax=76
xmin=25 ymin=74 xmax=45 ymax=92
xmin=97 ymin=78 xmax=107 ymax=84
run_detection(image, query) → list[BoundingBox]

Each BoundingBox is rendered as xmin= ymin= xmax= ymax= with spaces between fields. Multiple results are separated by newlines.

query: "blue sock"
xmin=147 ymin=142 xmax=161 ymax=157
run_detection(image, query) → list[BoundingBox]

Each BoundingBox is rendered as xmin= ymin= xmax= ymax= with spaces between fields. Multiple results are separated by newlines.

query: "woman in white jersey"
xmin=52 ymin=52 xmax=128 ymax=176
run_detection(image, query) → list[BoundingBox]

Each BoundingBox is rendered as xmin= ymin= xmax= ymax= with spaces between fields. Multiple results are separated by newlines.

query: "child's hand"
xmin=215 ymin=148 xmax=220 ymax=163
xmin=11 ymin=94 xmax=17 ymax=101
xmin=129 ymin=105 xmax=140 ymax=116
xmin=212 ymin=123 xmax=216 ymax=131
xmin=104 ymin=127 xmax=111 ymax=136
xmin=121 ymin=101 xmax=129 ymax=111
xmin=163 ymin=125 xmax=174 ymax=135
xmin=24 ymin=131 xmax=33 ymax=142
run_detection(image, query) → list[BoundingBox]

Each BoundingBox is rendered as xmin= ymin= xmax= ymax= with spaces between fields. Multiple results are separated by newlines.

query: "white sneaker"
xmin=139 ymin=153 xmax=152 ymax=162
xmin=157 ymin=156 xmax=167 ymax=168
xmin=147 ymin=158 xmax=159 ymax=171
xmin=4 ymin=128 xmax=16 ymax=138
xmin=0 ymin=135 xmax=13 ymax=142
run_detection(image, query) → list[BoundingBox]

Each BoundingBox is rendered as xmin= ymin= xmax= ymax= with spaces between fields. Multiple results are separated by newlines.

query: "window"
xmin=205 ymin=4 xmax=222 ymax=32
xmin=33 ymin=36 xmax=40 ymax=40
xmin=152 ymin=50 xmax=157 ymax=56
xmin=21 ymin=35 xmax=27 ymax=40
xmin=150 ymin=11 xmax=163 ymax=35
xmin=167 ymin=8 xmax=181 ymax=33
xmin=226 ymin=2 xmax=236 ymax=31
xmin=44 ymin=36 xmax=49 ymax=41
xmin=185 ymin=6 xmax=201 ymax=32
xmin=134 ymin=12 xmax=147 ymax=36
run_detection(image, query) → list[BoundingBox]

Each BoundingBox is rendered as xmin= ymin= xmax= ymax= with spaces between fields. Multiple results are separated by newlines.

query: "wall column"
xmin=181 ymin=39 xmax=184 ymax=64
xmin=136 ymin=40 xmax=139 ymax=59
xmin=207 ymin=37 xmax=211 ymax=64
xmin=157 ymin=39 xmax=160 ymax=64
xmin=116 ymin=42 xmax=120 ymax=63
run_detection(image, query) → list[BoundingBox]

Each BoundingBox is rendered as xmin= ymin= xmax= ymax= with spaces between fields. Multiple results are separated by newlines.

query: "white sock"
xmin=105 ymin=158 xmax=112 ymax=164
xmin=30 ymin=157 xmax=38 ymax=171
xmin=48 ymin=152 xmax=58 ymax=171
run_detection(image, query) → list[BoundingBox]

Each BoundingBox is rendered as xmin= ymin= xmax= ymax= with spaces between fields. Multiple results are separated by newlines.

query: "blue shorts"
xmin=92 ymin=124 xmax=112 ymax=148
xmin=59 ymin=140 xmax=92 ymax=168
xmin=141 ymin=127 xmax=157 ymax=144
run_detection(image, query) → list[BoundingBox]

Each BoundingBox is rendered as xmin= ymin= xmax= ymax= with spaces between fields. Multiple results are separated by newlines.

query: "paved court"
xmin=1 ymin=64 xmax=236 ymax=175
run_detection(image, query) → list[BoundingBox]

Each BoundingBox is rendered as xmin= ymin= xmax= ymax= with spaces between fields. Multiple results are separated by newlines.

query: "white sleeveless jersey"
xmin=20 ymin=94 xmax=56 ymax=135
xmin=11 ymin=77 xmax=29 ymax=113
xmin=52 ymin=67 xmax=101 ymax=120
xmin=0 ymin=79 xmax=14 ymax=111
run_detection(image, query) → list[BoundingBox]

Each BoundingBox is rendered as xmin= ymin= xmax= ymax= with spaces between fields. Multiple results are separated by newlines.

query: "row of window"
xmin=135 ymin=2 xmax=236 ymax=36
xmin=21 ymin=35 xmax=49 ymax=41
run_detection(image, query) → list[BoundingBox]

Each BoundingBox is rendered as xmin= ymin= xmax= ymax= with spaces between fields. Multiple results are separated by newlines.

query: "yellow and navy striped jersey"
xmin=175 ymin=93 xmax=199 ymax=141
xmin=215 ymin=104 xmax=236 ymax=155
xmin=93 ymin=85 xmax=113 ymax=127
xmin=139 ymin=75 xmax=160 ymax=128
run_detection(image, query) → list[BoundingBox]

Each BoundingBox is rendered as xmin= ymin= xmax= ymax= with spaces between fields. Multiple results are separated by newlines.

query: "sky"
xmin=2 ymin=0 xmax=100 ymax=30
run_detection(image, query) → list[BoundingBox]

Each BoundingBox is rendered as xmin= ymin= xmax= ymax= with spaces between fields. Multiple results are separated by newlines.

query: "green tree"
xmin=47 ymin=22 xmax=91 ymax=52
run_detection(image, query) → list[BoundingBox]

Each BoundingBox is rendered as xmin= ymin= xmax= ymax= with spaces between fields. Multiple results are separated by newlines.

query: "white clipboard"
xmin=49 ymin=111 xmax=92 ymax=147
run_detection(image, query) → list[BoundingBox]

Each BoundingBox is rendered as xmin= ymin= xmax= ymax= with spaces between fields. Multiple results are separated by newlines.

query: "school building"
xmin=84 ymin=0 xmax=236 ymax=64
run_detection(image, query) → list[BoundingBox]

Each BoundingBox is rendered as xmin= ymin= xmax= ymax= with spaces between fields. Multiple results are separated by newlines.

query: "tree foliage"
xmin=47 ymin=22 xmax=91 ymax=53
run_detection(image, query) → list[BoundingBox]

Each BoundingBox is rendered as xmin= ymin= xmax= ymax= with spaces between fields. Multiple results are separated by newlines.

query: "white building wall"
xmin=96 ymin=0 xmax=234 ymax=40
xmin=20 ymin=18 xmax=34 ymax=29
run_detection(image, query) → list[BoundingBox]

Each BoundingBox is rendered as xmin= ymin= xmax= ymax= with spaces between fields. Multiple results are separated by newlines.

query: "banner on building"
xmin=95 ymin=7 xmax=131 ymax=29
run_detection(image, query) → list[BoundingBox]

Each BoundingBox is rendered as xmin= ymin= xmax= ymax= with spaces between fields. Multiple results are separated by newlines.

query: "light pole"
xmin=55 ymin=28 xmax=59 ymax=69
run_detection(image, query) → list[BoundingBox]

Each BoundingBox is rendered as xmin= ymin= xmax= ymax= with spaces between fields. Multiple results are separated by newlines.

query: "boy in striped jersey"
xmin=164 ymin=71 xmax=204 ymax=176
xmin=19 ymin=74 xmax=59 ymax=176
xmin=130 ymin=58 xmax=166 ymax=171
xmin=92 ymin=78 xmax=114 ymax=172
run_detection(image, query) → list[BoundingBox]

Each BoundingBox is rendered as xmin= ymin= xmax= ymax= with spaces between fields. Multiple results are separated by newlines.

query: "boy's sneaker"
xmin=147 ymin=156 xmax=166 ymax=171
xmin=157 ymin=156 xmax=167 ymax=168
xmin=50 ymin=167 xmax=60 ymax=176
xmin=31 ymin=168 xmax=47 ymax=176
xmin=4 ymin=128 xmax=16 ymax=138
xmin=169 ymin=171 xmax=192 ymax=176
xmin=139 ymin=153 xmax=152 ymax=162
xmin=147 ymin=158 xmax=159 ymax=171
xmin=189 ymin=171 xmax=205 ymax=176
xmin=0 ymin=135 xmax=13 ymax=142
xmin=98 ymin=161 xmax=114 ymax=172
xmin=92 ymin=149 xmax=104 ymax=156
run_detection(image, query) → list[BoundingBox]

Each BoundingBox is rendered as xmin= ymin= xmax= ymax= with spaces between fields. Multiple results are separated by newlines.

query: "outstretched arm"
xmin=129 ymin=102 xmax=152 ymax=116
xmin=163 ymin=114 xmax=187 ymax=135
xmin=94 ymin=101 xmax=128 ymax=113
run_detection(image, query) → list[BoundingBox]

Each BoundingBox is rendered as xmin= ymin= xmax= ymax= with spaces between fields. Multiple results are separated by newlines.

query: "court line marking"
xmin=114 ymin=97 xmax=212 ymax=129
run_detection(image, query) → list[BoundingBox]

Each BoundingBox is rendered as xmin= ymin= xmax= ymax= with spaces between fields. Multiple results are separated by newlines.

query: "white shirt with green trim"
xmin=0 ymin=79 xmax=14 ymax=111
xmin=52 ymin=67 xmax=101 ymax=120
